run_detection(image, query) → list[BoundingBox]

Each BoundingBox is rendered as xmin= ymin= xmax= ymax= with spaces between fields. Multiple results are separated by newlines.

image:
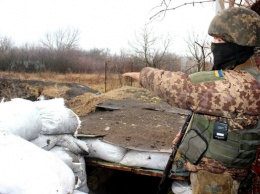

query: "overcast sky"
xmin=0 ymin=0 xmax=216 ymax=55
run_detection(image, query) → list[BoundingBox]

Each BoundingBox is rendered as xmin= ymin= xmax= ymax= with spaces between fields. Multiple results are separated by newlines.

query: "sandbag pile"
xmin=79 ymin=136 xmax=170 ymax=171
xmin=0 ymin=98 xmax=89 ymax=194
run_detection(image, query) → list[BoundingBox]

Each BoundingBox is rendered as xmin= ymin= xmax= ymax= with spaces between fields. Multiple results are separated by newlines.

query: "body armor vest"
xmin=183 ymin=67 xmax=260 ymax=168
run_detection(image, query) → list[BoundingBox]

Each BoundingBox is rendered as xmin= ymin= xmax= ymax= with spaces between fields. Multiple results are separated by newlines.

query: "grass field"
xmin=0 ymin=71 xmax=140 ymax=92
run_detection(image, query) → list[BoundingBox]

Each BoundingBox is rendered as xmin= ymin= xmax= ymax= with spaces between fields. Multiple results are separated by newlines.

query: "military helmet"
xmin=208 ymin=7 xmax=260 ymax=46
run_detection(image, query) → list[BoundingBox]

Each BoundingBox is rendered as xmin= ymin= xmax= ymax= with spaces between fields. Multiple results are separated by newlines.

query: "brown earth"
xmin=0 ymin=78 xmax=189 ymax=152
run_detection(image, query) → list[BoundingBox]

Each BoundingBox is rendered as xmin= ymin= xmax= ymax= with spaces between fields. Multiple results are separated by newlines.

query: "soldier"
xmin=251 ymin=1 xmax=260 ymax=68
xmin=123 ymin=7 xmax=260 ymax=194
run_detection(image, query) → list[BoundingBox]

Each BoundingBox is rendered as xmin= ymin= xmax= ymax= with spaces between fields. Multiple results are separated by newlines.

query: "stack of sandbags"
xmin=31 ymin=98 xmax=89 ymax=193
xmin=0 ymin=98 xmax=89 ymax=194
xmin=0 ymin=132 xmax=75 ymax=194
xmin=79 ymin=136 xmax=170 ymax=171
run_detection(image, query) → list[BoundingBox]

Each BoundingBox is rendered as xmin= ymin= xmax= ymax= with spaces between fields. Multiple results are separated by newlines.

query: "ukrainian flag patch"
xmin=189 ymin=70 xmax=225 ymax=83
xmin=214 ymin=70 xmax=223 ymax=77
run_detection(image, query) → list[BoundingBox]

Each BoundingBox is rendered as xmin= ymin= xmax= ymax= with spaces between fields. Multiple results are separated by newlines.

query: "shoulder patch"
xmin=189 ymin=70 xmax=225 ymax=84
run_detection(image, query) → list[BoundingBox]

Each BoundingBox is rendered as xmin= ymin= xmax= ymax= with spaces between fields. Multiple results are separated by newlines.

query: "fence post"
xmin=105 ymin=61 xmax=108 ymax=92
xmin=130 ymin=61 xmax=133 ymax=87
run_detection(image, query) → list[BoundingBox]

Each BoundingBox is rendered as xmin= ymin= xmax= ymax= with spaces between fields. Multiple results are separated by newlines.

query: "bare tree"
xmin=0 ymin=36 xmax=14 ymax=71
xmin=150 ymin=0 xmax=256 ymax=20
xmin=185 ymin=30 xmax=212 ymax=72
xmin=129 ymin=26 xmax=173 ymax=69
xmin=40 ymin=27 xmax=80 ymax=51
xmin=220 ymin=0 xmax=255 ymax=8
xmin=0 ymin=36 xmax=13 ymax=53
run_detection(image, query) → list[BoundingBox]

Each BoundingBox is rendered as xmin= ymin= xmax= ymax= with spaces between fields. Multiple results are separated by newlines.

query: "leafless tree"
xmin=220 ymin=0 xmax=255 ymax=8
xmin=0 ymin=36 xmax=14 ymax=53
xmin=185 ymin=30 xmax=212 ymax=72
xmin=150 ymin=0 xmax=256 ymax=20
xmin=129 ymin=26 xmax=173 ymax=69
xmin=0 ymin=36 xmax=15 ymax=71
xmin=40 ymin=27 xmax=80 ymax=51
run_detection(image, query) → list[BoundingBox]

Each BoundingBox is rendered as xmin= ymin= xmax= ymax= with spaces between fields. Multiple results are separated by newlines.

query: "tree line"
xmin=0 ymin=27 xmax=212 ymax=74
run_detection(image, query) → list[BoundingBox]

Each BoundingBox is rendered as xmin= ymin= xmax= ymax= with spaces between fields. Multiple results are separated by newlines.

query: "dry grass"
xmin=0 ymin=71 xmax=161 ymax=117
xmin=0 ymin=71 xmax=140 ymax=92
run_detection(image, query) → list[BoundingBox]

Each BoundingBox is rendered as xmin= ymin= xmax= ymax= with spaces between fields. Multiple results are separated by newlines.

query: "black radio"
xmin=213 ymin=121 xmax=228 ymax=141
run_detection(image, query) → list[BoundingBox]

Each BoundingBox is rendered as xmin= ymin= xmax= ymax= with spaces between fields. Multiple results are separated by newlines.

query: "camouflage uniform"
xmin=251 ymin=1 xmax=260 ymax=68
xmin=139 ymin=65 xmax=260 ymax=180
xmin=255 ymin=48 xmax=260 ymax=68
xmin=137 ymin=7 xmax=260 ymax=192
xmin=139 ymin=67 xmax=260 ymax=131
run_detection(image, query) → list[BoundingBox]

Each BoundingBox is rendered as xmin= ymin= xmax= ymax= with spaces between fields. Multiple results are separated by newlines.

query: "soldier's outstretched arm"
xmin=122 ymin=72 xmax=140 ymax=80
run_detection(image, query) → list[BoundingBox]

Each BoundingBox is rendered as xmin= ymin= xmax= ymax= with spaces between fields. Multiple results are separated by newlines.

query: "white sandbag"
xmin=0 ymin=132 xmax=75 ymax=194
xmin=76 ymin=156 xmax=89 ymax=193
xmin=49 ymin=146 xmax=77 ymax=169
xmin=171 ymin=180 xmax=192 ymax=194
xmin=0 ymin=98 xmax=42 ymax=141
xmin=49 ymin=146 xmax=89 ymax=193
xmin=34 ymin=98 xmax=81 ymax=135
xmin=119 ymin=150 xmax=170 ymax=170
xmin=81 ymin=137 xmax=127 ymax=163
xmin=30 ymin=134 xmax=59 ymax=150
xmin=56 ymin=134 xmax=89 ymax=154
xmin=31 ymin=134 xmax=89 ymax=154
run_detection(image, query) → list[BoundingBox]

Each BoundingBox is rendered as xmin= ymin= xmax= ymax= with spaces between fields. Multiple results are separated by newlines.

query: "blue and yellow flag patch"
xmin=214 ymin=70 xmax=224 ymax=77
xmin=189 ymin=70 xmax=225 ymax=83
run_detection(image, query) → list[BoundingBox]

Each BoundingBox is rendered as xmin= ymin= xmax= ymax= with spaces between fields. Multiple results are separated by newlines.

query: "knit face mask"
xmin=211 ymin=42 xmax=254 ymax=70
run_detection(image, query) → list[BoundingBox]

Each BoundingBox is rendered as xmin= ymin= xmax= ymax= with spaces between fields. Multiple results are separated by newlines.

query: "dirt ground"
xmin=79 ymin=99 xmax=189 ymax=152
xmin=0 ymin=77 xmax=189 ymax=152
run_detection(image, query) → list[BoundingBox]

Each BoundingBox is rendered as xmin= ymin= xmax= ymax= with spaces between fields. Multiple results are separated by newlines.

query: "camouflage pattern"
xmin=251 ymin=0 xmax=260 ymax=68
xmin=255 ymin=47 xmax=260 ymax=68
xmin=139 ymin=58 xmax=260 ymax=180
xmin=184 ymin=157 xmax=249 ymax=181
xmin=190 ymin=172 xmax=241 ymax=194
xmin=208 ymin=7 xmax=260 ymax=46
xmin=139 ymin=64 xmax=260 ymax=130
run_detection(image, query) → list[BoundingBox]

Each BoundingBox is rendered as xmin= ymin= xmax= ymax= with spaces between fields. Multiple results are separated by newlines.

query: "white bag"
xmin=0 ymin=132 xmax=75 ymax=194
xmin=34 ymin=98 xmax=81 ymax=135
xmin=32 ymin=134 xmax=89 ymax=155
xmin=119 ymin=150 xmax=170 ymax=170
xmin=0 ymin=98 xmax=42 ymax=140
xmin=30 ymin=134 xmax=59 ymax=151
xmin=81 ymin=137 xmax=127 ymax=163
xmin=49 ymin=146 xmax=89 ymax=193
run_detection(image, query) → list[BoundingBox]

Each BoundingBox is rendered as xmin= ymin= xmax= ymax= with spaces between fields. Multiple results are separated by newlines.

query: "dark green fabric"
xmin=191 ymin=114 xmax=260 ymax=168
xmin=179 ymin=129 xmax=208 ymax=165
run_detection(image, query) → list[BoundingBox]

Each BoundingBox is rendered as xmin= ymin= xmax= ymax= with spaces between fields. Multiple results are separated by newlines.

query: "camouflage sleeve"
xmin=139 ymin=67 xmax=191 ymax=110
xmin=139 ymin=67 xmax=260 ymax=121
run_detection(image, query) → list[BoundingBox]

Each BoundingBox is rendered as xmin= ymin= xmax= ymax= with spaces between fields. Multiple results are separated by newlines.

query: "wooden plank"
xmin=85 ymin=158 xmax=190 ymax=180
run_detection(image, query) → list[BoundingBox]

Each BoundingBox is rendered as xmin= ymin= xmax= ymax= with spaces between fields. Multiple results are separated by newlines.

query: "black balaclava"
xmin=211 ymin=42 xmax=255 ymax=70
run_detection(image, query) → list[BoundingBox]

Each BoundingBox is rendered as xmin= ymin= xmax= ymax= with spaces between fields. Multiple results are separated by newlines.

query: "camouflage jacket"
xmin=255 ymin=47 xmax=260 ymax=68
xmin=139 ymin=64 xmax=260 ymax=130
xmin=139 ymin=59 xmax=260 ymax=179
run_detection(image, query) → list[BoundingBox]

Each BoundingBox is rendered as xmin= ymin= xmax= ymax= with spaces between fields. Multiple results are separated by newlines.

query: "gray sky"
xmin=0 ymin=0 xmax=216 ymax=55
